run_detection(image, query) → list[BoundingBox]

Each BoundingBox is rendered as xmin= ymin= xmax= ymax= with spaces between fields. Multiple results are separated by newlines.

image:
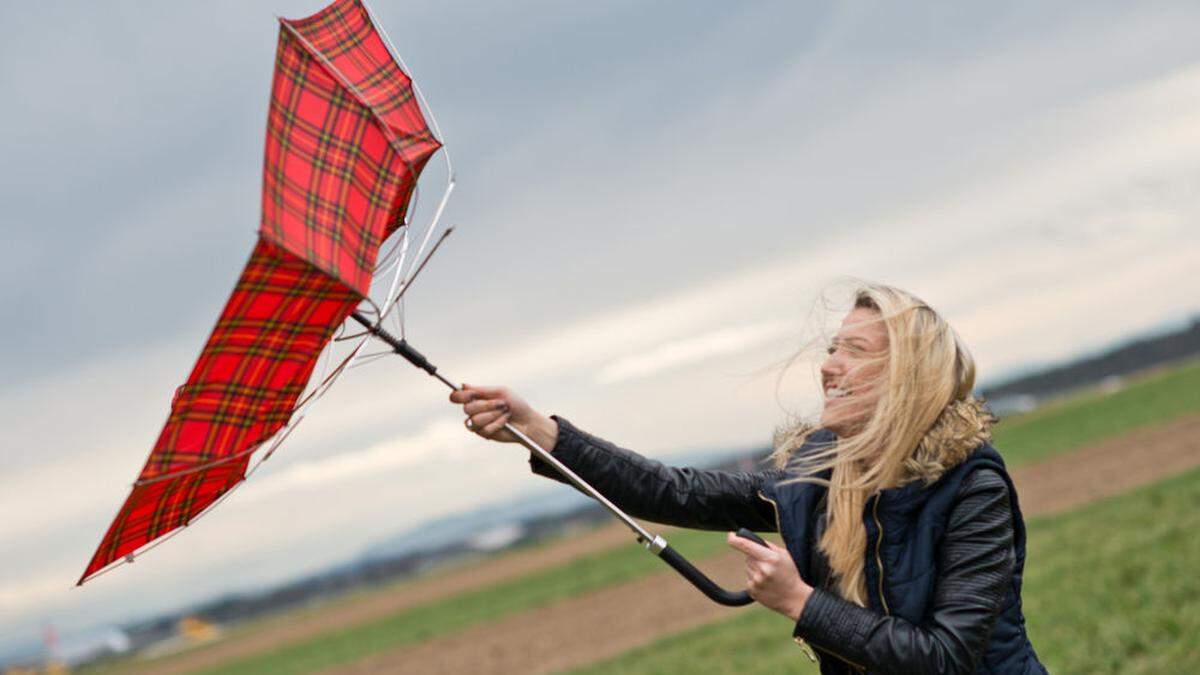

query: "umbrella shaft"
xmin=349 ymin=310 xmax=658 ymax=544
xmin=500 ymin=421 xmax=659 ymax=546
xmin=348 ymin=310 xmax=756 ymax=606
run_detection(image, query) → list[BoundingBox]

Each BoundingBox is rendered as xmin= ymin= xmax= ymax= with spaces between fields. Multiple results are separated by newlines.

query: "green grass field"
xmin=568 ymin=464 xmax=1200 ymax=675
xmin=188 ymin=526 xmax=736 ymax=675
xmin=87 ymin=358 xmax=1200 ymax=674
xmin=990 ymin=357 xmax=1200 ymax=466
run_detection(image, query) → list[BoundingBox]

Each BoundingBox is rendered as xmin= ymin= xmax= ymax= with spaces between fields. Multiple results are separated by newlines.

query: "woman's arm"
xmin=793 ymin=467 xmax=1016 ymax=674
xmin=531 ymin=415 xmax=784 ymax=532
xmin=448 ymin=384 xmax=783 ymax=532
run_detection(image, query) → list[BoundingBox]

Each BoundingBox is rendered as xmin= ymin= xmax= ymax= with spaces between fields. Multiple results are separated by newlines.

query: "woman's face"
xmin=819 ymin=306 xmax=889 ymax=437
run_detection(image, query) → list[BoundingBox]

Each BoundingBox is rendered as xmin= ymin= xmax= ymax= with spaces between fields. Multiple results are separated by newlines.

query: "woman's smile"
xmin=818 ymin=306 xmax=889 ymax=437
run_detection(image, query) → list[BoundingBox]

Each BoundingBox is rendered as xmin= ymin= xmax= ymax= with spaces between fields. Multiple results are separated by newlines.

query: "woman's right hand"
xmin=449 ymin=384 xmax=559 ymax=450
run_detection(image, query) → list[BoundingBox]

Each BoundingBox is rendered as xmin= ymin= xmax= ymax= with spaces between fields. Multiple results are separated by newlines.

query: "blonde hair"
xmin=771 ymin=282 xmax=978 ymax=606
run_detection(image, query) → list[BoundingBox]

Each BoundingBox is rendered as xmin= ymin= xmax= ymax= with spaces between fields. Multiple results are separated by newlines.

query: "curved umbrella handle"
xmin=651 ymin=527 xmax=766 ymax=607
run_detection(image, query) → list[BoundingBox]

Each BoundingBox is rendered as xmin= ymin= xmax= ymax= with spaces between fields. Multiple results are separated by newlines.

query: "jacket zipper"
xmin=756 ymin=489 xmax=784 ymax=537
xmin=757 ymin=490 xmax=868 ymax=671
xmin=756 ymin=491 xmax=817 ymax=663
xmin=872 ymin=495 xmax=891 ymax=616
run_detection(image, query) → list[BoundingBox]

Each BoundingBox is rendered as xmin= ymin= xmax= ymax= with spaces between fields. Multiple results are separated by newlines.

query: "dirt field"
xmin=325 ymin=412 xmax=1200 ymax=675
xmin=116 ymin=523 xmax=642 ymax=674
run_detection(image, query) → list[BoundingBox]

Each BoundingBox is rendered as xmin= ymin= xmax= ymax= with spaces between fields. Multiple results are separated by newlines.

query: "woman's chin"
xmin=819 ymin=412 xmax=843 ymax=436
xmin=821 ymin=398 xmax=874 ymax=437
xmin=821 ymin=409 xmax=864 ymax=438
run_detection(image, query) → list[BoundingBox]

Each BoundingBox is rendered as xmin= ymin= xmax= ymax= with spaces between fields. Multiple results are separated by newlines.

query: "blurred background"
xmin=1 ymin=0 xmax=1198 ymax=672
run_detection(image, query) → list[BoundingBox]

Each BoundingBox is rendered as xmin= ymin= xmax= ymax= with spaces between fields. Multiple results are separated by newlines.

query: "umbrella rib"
xmin=380 ymin=224 xmax=413 ymax=319
xmin=398 ymin=177 xmax=455 ymax=288
xmin=392 ymin=227 xmax=454 ymax=306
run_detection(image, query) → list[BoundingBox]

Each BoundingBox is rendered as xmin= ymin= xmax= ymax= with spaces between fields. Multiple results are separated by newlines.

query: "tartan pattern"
xmin=80 ymin=239 xmax=360 ymax=581
xmin=285 ymin=0 xmax=441 ymax=172
xmin=263 ymin=0 xmax=442 ymax=293
xmin=80 ymin=0 xmax=439 ymax=583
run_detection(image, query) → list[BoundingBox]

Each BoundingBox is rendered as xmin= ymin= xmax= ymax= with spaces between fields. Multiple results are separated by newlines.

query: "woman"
xmin=449 ymin=283 xmax=1047 ymax=674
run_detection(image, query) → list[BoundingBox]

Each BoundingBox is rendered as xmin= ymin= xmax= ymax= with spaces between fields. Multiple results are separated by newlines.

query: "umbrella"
xmin=81 ymin=0 xmax=762 ymax=608
xmin=79 ymin=0 xmax=442 ymax=583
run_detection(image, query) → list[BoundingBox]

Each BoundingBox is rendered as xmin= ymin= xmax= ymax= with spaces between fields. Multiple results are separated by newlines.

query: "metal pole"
xmin=349 ymin=312 xmax=660 ymax=547
xmin=348 ymin=310 xmax=757 ymax=606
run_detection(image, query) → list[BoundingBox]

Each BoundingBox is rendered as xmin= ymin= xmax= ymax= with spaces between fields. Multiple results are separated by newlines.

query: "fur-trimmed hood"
xmin=771 ymin=396 xmax=997 ymax=485
xmin=904 ymin=396 xmax=997 ymax=485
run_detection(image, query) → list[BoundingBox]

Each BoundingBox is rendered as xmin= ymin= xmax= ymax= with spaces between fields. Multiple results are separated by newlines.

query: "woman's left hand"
xmin=726 ymin=532 xmax=813 ymax=621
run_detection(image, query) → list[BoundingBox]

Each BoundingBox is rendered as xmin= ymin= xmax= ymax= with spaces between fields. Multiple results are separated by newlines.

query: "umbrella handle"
xmin=652 ymin=528 xmax=766 ymax=607
xmin=656 ymin=544 xmax=753 ymax=606
xmin=351 ymin=310 xmax=761 ymax=607
xmin=505 ymin=416 xmax=760 ymax=608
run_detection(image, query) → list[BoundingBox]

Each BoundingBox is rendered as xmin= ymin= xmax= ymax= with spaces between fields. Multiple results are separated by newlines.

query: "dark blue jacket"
xmin=762 ymin=430 xmax=1047 ymax=674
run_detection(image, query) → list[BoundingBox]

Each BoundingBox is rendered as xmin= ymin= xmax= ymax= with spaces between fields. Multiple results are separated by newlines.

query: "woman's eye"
xmin=826 ymin=344 xmax=837 ymax=355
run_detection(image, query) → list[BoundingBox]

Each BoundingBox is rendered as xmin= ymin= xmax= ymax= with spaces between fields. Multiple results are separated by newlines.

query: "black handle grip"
xmin=657 ymin=544 xmax=754 ymax=607
xmin=350 ymin=311 xmax=437 ymax=375
xmin=736 ymin=527 xmax=768 ymax=547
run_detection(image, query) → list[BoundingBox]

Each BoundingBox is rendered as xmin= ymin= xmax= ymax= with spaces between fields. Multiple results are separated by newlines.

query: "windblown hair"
xmin=770 ymin=282 xmax=983 ymax=607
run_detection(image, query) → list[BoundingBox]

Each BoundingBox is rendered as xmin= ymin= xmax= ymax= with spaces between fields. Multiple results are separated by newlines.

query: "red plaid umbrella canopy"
xmin=79 ymin=0 xmax=443 ymax=584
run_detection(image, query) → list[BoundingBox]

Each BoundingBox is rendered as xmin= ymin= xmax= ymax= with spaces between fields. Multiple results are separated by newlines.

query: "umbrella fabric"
xmin=80 ymin=0 xmax=441 ymax=584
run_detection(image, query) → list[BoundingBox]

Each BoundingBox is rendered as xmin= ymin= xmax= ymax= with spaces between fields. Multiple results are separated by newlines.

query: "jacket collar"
xmin=773 ymin=396 xmax=996 ymax=485
xmin=900 ymin=396 xmax=996 ymax=486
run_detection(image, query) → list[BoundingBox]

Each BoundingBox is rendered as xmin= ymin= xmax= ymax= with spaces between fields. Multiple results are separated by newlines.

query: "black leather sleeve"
xmin=793 ymin=468 xmax=1015 ymax=674
xmin=528 ymin=415 xmax=784 ymax=532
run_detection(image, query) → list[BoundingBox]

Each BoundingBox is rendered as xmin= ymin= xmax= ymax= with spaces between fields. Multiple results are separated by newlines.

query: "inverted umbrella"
xmin=81 ymin=0 xmax=764 ymax=607
xmin=78 ymin=0 xmax=441 ymax=583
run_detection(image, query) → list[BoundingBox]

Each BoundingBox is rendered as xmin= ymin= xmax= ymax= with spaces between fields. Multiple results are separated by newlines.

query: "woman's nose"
xmin=820 ymin=354 xmax=841 ymax=380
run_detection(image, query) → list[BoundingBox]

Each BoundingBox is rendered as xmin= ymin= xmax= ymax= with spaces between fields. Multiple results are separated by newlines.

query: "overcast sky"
xmin=3 ymin=0 xmax=1200 ymax=655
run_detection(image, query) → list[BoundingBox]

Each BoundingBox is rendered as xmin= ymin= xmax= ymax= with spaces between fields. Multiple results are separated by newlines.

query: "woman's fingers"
xmin=468 ymin=408 xmax=506 ymax=430
xmin=449 ymin=384 xmax=503 ymax=403
xmin=461 ymin=384 xmax=508 ymax=398
xmin=726 ymin=532 xmax=776 ymax=561
xmin=449 ymin=384 xmax=542 ymax=446
xmin=451 ymin=386 xmax=510 ymax=431
xmin=479 ymin=412 xmax=511 ymax=437
xmin=463 ymin=398 xmax=508 ymax=416
xmin=450 ymin=386 xmax=512 ymax=416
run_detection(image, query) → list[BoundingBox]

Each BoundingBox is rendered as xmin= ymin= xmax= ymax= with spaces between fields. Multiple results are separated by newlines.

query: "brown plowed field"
xmin=123 ymin=413 xmax=1200 ymax=675
xmin=120 ymin=523 xmax=642 ymax=674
